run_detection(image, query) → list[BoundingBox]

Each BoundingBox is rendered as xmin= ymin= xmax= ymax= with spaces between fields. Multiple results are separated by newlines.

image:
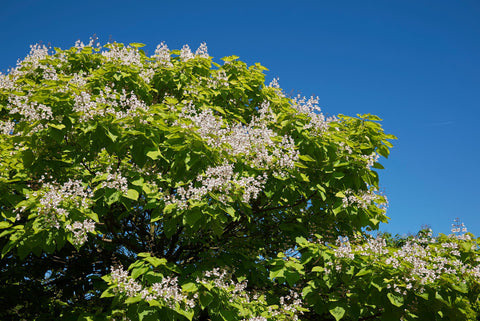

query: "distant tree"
xmin=0 ymin=39 xmax=478 ymax=320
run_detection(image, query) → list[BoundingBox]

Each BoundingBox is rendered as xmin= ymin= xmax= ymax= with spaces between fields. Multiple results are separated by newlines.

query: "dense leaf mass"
xmin=0 ymin=39 xmax=478 ymax=320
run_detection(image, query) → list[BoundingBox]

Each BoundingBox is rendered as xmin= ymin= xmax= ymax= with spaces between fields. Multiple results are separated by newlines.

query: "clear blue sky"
xmin=1 ymin=0 xmax=479 ymax=237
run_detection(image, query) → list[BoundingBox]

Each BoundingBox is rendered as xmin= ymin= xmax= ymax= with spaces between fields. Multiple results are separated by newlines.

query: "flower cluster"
xmin=362 ymin=152 xmax=380 ymax=169
xmin=341 ymin=188 xmax=382 ymax=209
xmin=291 ymin=95 xmax=336 ymax=135
xmin=177 ymin=101 xmax=299 ymax=172
xmin=165 ymin=163 xmax=268 ymax=209
xmin=0 ymin=120 xmax=15 ymax=135
xmin=66 ymin=219 xmax=96 ymax=245
xmin=73 ymin=87 xmax=149 ymax=122
xmin=334 ymin=237 xmax=355 ymax=259
xmin=8 ymin=94 xmax=54 ymax=123
xmin=110 ymin=265 xmax=143 ymax=297
xmin=196 ymin=268 xmax=249 ymax=302
xmin=153 ymin=41 xmax=172 ymax=66
xmin=28 ymin=178 xmax=93 ymax=229
xmin=141 ymin=276 xmax=195 ymax=309
xmin=102 ymin=44 xmax=142 ymax=67
xmin=328 ymin=225 xmax=480 ymax=294
xmin=98 ymin=166 xmax=129 ymax=194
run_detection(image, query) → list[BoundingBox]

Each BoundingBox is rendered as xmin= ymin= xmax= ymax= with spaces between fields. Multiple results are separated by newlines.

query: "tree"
xmin=0 ymin=39 xmax=478 ymax=320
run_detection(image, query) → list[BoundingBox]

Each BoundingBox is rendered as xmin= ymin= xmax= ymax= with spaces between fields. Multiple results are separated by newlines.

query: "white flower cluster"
xmin=111 ymin=264 xmax=304 ymax=319
xmin=68 ymin=72 xmax=88 ymax=88
xmin=338 ymin=141 xmax=353 ymax=154
xmin=177 ymin=101 xmax=299 ymax=172
xmin=8 ymin=94 xmax=53 ymax=123
xmin=291 ymin=95 xmax=336 ymax=135
xmin=334 ymin=237 xmax=355 ymax=259
xmin=74 ymin=36 xmax=101 ymax=50
xmin=19 ymin=44 xmax=50 ymax=70
xmin=154 ymin=41 xmax=171 ymax=65
xmin=357 ymin=237 xmax=389 ymax=256
xmin=165 ymin=163 xmax=268 ymax=209
xmin=110 ymin=265 xmax=143 ymax=297
xmin=0 ymin=120 xmax=15 ymax=135
xmin=450 ymin=218 xmax=470 ymax=240
xmin=66 ymin=219 xmax=96 ymax=245
xmin=110 ymin=265 xmax=194 ymax=310
xmin=341 ymin=188 xmax=380 ymax=209
xmin=206 ymin=69 xmax=229 ymax=89
xmin=195 ymin=42 xmax=209 ymax=58
xmin=102 ymin=44 xmax=142 ymax=67
xmin=178 ymin=43 xmax=209 ymax=62
xmin=99 ymin=166 xmax=129 ymax=194
xmin=30 ymin=178 xmax=93 ymax=229
xmin=362 ymin=152 xmax=380 ymax=169
xmin=141 ymin=276 xmax=195 ymax=309
xmin=196 ymin=268 xmax=249 ymax=303
xmin=180 ymin=45 xmax=195 ymax=62
xmin=73 ymin=87 xmax=149 ymax=122
xmin=330 ymin=229 xmax=480 ymax=293
xmin=0 ymin=71 xmax=17 ymax=91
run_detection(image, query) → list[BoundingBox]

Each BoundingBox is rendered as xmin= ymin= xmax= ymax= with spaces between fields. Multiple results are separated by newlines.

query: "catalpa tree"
xmin=0 ymin=38 xmax=479 ymax=320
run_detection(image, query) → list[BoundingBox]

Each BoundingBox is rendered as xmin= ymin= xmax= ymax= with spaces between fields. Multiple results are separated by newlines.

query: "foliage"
xmin=0 ymin=38 xmax=478 ymax=320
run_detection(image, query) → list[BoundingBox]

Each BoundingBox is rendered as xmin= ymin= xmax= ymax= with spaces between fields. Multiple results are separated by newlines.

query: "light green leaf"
xmin=387 ymin=292 xmax=404 ymax=307
xmin=125 ymin=189 xmax=139 ymax=200
xmin=0 ymin=221 xmax=12 ymax=229
xmin=329 ymin=306 xmax=346 ymax=321
xmin=181 ymin=282 xmax=198 ymax=292
xmin=144 ymin=256 xmax=167 ymax=267
xmin=125 ymin=295 xmax=142 ymax=304
xmin=299 ymin=154 xmax=316 ymax=162
xmin=131 ymin=266 xmax=149 ymax=279
xmin=355 ymin=269 xmax=371 ymax=277
xmin=146 ymin=149 xmax=162 ymax=160
xmin=100 ymin=287 xmax=116 ymax=298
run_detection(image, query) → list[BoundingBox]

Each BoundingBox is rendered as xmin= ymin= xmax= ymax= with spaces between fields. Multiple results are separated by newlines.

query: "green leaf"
xmin=49 ymin=123 xmax=65 ymax=130
xmin=387 ymin=292 xmax=404 ymax=307
xmin=125 ymin=189 xmax=139 ymax=200
xmin=312 ymin=266 xmax=324 ymax=273
xmin=332 ymin=172 xmax=345 ymax=179
xmin=294 ymin=162 xmax=308 ymax=169
xmin=181 ymin=282 xmax=198 ymax=292
xmin=129 ymin=43 xmax=146 ymax=48
xmin=300 ymin=173 xmax=310 ymax=182
xmin=144 ymin=256 xmax=167 ymax=267
xmin=131 ymin=265 xmax=149 ymax=279
xmin=329 ymin=305 xmax=346 ymax=321
xmin=146 ymin=148 xmax=162 ymax=160
xmin=355 ymin=269 xmax=371 ymax=277
xmin=270 ymin=268 xmax=285 ymax=279
xmin=138 ymin=307 xmax=159 ymax=321
xmin=285 ymin=270 xmax=301 ymax=286
xmin=125 ymin=295 xmax=142 ymax=304
xmin=22 ymin=149 xmax=34 ymax=167
xmin=176 ymin=308 xmax=195 ymax=321
xmin=299 ymin=154 xmax=316 ymax=162
xmin=220 ymin=309 xmax=236 ymax=321
xmin=199 ymin=291 xmax=214 ymax=309
xmin=0 ymin=221 xmax=12 ymax=229
xmin=100 ymin=287 xmax=116 ymax=298
xmin=183 ymin=210 xmax=202 ymax=227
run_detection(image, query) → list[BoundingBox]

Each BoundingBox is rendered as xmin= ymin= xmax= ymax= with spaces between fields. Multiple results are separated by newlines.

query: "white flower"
xmin=180 ymin=44 xmax=194 ymax=61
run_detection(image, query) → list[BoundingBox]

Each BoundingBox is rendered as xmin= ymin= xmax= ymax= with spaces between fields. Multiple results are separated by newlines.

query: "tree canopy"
xmin=0 ymin=39 xmax=479 ymax=320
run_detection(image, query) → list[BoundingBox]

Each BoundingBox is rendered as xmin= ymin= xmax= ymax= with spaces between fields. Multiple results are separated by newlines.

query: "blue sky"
xmin=1 ymin=0 xmax=479 ymax=236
